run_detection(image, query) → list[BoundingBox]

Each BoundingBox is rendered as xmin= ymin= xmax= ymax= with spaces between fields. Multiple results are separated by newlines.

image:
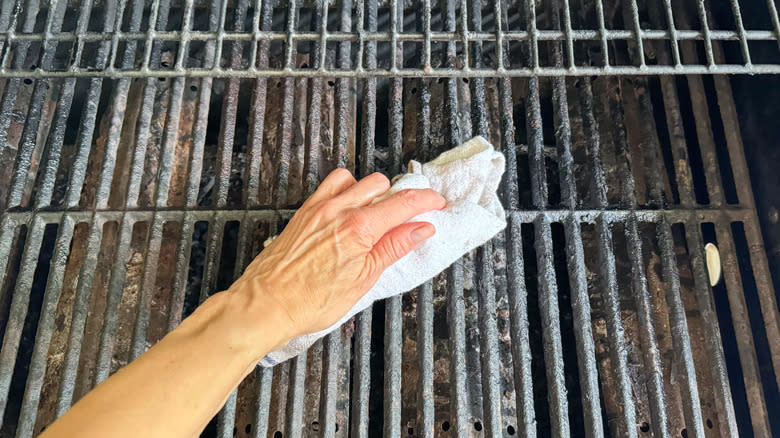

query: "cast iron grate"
xmin=0 ymin=0 xmax=779 ymax=437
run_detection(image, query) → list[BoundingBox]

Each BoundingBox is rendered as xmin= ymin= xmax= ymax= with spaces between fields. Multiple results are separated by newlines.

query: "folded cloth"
xmin=259 ymin=136 xmax=506 ymax=366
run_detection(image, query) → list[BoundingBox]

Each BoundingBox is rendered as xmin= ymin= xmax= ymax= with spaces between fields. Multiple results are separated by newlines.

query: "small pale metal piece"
xmin=705 ymin=243 xmax=722 ymax=287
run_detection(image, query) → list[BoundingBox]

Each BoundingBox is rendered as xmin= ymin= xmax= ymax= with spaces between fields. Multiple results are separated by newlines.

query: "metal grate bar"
xmin=468 ymin=0 xmax=486 ymax=137
xmin=351 ymin=1 xmax=377 ymax=435
xmin=624 ymin=217 xmax=670 ymax=437
xmin=680 ymin=74 xmax=725 ymax=206
xmin=548 ymin=12 xmax=574 ymax=210
xmin=244 ymin=0 xmax=272 ymax=207
xmin=534 ymin=216 xmax=570 ymax=437
xmin=166 ymin=216 xmax=196 ymax=330
xmin=603 ymin=77 xmax=636 ymax=207
xmin=253 ymin=366 xmax=273 ymax=438
xmin=633 ymin=79 xmax=666 ymax=206
xmin=526 ymin=78 xmax=546 ymax=208
xmin=657 ymin=0 xmax=681 ymax=67
xmin=301 ymin=0 xmax=324 ymax=197
xmin=657 ymin=218 xmax=706 ymax=438
xmin=7 ymin=64 xmax=780 ymax=78
xmin=284 ymin=352 xmax=307 ymax=438
xmin=415 ymin=281 xmax=435 ymax=438
xmin=445 ymin=259 xmax=468 ymax=438
xmin=596 ymin=216 xmax=638 ymax=437
xmin=727 ymin=0 xmax=751 ymax=65
xmin=563 ymin=217 xmax=603 ymax=438
xmin=55 ymin=217 xmax=105 ymax=415
xmin=0 ymin=216 xmax=46 ymax=424
xmin=476 ymin=241 xmax=502 ymax=437
xmin=320 ymin=329 xmax=342 ymax=437
xmin=323 ymin=2 xmax=353 ymax=432
xmin=15 ymin=216 xmax=75 ymax=437
xmin=524 ymin=0 xmax=539 ymax=69
xmin=94 ymin=218 xmax=135 ymax=383
xmin=576 ymin=79 xmax=607 ymax=208
xmin=33 ymin=73 xmax=76 ymax=208
xmin=664 ymin=241 xmax=725 ymax=438
xmin=5 ymin=0 xmax=67 ymax=209
xmin=383 ymin=293 xmax=402 ymax=437
xmin=0 ymin=206 xmax=766 ymax=227
xmin=129 ymin=215 xmax=165 ymax=360
xmin=218 ymin=391 xmax=239 ymax=438
xmin=715 ymin=222 xmax=771 ymax=436
xmin=388 ymin=0 xmax=402 ymax=172
xmin=654 ymin=75 xmax=695 ymax=206
xmin=350 ymin=310 xmax=371 ymax=438
xmin=216 ymin=0 xmax=250 ymax=209
xmin=693 ymin=0 xmax=716 ymax=67
xmin=627 ymin=0 xmax=646 ymax=67
xmin=119 ymin=0 xmax=156 ymax=207
xmin=496 ymin=6 xmax=515 ymax=208
xmin=560 ymin=79 xmax=606 ymax=438
xmin=334 ymin=0 xmax=353 ymax=170
xmin=559 ymin=0 xmax=574 ymax=69
xmin=742 ymin=216 xmax=780 ymax=394
xmin=5 ymin=28 xmax=780 ymax=45
xmin=87 ymin=0 xmax=125 ymax=210
xmin=0 ymin=0 xmax=17 ymax=65
xmin=593 ymin=0 xmax=609 ymax=66
xmin=272 ymin=27 xmax=297 ymax=208
xmin=151 ymin=74 xmax=187 ymax=208
xmin=768 ymin=0 xmax=780 ymax=51
xmin=63 ymin=21 xmax=118 ymax=210
xmin=457 ymin=0 xmax=468 ymax=72
xmin=0 ymin=0 xmax=39 ymax=157
xmin=503 ymin=217 xmax=535 ymax=437
xmin=358 ymin=0 xmax=377 ymax=178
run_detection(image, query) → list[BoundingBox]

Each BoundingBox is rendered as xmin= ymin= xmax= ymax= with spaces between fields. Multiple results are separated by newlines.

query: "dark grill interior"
xmin=0 ymin=0 xmax=779 ymax=437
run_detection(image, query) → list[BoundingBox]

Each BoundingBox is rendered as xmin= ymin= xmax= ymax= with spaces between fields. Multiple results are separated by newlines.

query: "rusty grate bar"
xmin=1 ymin=0 xmax=780 ymax=437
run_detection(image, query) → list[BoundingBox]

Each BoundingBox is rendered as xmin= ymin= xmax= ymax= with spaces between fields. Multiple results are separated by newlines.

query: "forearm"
xmin=41 ymin=291 xmax=284 ymax=438
xmin=39 ymin=169 xmax=442 ymax=437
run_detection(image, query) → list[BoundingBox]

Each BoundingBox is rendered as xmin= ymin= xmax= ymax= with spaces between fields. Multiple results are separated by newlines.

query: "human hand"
xmin=227 ymin=169 xmax=445 ymax=355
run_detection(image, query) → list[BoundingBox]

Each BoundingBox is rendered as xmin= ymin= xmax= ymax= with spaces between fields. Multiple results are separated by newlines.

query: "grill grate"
xmin=1 ymin=0 xmax=780 ymax=437
xmin=0 ymin=0 xmax=778 ymax=77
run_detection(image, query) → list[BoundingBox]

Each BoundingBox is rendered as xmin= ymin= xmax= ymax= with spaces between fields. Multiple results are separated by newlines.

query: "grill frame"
xmin=0 ymin=0 xmax=779 ymax=437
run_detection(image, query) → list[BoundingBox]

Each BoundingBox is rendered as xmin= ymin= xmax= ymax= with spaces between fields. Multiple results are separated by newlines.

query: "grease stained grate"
xmin=0 ymin=0 xmax=779 ymax=437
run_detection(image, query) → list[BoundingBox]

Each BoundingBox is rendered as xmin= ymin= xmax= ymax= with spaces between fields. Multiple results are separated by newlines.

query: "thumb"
xmin=368 ymin=222 xmax=435 ymax=274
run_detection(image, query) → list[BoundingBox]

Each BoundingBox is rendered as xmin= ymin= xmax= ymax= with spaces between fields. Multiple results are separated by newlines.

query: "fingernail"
xmin=411 ymin=224 xmax=435 ymax=243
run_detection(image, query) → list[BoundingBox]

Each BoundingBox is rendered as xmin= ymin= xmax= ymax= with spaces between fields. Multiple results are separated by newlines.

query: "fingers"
xmin=335 ymin=172 xmax=391 ymax=207
xmin=302 ymin=168 xmax=357 ymax=208
xmin=368 ymin=222 xmax=436 ymax=273
xmin=358 ymin=188 xmax=446 ymax=239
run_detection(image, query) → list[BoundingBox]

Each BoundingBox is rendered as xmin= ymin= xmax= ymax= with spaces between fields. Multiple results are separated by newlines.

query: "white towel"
xmin=259 ymin=136 xmax=506 ymax=366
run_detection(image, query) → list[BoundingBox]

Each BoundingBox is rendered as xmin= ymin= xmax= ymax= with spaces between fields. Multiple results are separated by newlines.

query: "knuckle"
xmin=344 ymin=210 xmax=373 ymax=236
xmin=330 ymin=167 xmax=352 ymax=179
xmin=317 ymin=199 xmax=341 ymax=217
xmin=370 ymin=172 xmax=391 ymax=189
xmin=387 ymin=236 xmax=411 ymax=259
xmin=399 ymin=189 xmax=421 ymax=207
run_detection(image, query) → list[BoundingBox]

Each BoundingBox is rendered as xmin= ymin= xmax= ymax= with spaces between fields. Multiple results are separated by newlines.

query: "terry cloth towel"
xmin=259 ymin=136 xmax=506 ymax=367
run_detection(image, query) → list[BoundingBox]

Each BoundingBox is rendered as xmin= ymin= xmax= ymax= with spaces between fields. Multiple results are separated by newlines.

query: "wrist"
xmin=218 ymin=279 xmax=297 ymax=361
